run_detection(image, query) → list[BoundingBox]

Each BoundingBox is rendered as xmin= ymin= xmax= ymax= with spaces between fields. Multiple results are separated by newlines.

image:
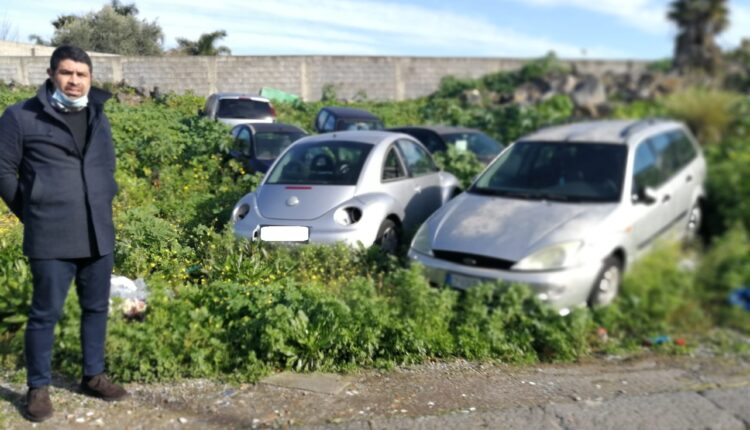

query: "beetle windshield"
xmin=266 ymin=141 xmax=373 ymax=185
xmin=470 ymin=141 xmax=627 ymax=203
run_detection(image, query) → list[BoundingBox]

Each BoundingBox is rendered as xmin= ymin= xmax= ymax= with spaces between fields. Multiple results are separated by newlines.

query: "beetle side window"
xmin=396 ymin=139 xmax=438 ymax=176
xmin=632 ymin=142 xmax=663 ymax=192
xmin=382 ymin=147 xmax=407 ymax=181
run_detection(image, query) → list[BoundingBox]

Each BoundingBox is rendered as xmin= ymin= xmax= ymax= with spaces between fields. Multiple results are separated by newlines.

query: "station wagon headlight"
xmin=333 ymin=206 xmax=362 ymax=226
xmin=512 ymin=241 xmax=584 ymax=271
xmin=410 ymin=223 xmax=433 ymax=257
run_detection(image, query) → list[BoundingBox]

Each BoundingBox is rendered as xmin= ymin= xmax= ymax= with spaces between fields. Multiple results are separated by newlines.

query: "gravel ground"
xmin=1 ymin=351 xmax=749 ymax=429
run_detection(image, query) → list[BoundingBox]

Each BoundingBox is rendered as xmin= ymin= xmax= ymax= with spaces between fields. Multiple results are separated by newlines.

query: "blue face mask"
xmin=51 ymin=88 xmax=89 ymax=111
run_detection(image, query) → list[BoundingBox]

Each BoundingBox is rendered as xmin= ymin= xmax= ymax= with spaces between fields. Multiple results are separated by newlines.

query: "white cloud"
xmin=5 ymin=0 xmax=630 ymax=57
xmin=519 ymin=0 xmax=671 ymax=34
xmin=721 ymin=2 xmax=750 ymax=48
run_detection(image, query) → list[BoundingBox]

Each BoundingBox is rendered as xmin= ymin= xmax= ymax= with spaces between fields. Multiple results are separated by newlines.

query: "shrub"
xmin=662 ymin=87 xmax=742 ymax=144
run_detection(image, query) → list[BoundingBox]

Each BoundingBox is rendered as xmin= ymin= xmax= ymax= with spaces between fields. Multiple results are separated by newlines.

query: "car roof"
xmin=321 ymin=106 xmax=381 ymax=120
xmin=390 ymin=125 xmax=481 ymax=135
xmin=212 ymin=92 xmax=271 ymax=102
xmin=240 ymin=123 xmax=306 ymax=134
xmin=519 ymin=119 xmax=683 ymax=145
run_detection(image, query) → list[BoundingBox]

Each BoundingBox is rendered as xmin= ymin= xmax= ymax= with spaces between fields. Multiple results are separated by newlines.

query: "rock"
xmin=572 ymin=75 xmax=607 ymax=117
xmin=513 ymin=82 xmax=543 ymax=105
xmin=461 ymin=88 xmax=483 ymax=107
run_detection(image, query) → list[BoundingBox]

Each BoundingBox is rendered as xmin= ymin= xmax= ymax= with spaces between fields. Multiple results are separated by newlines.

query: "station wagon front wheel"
xmin=588 ymin=256 xmax=622 ymax=307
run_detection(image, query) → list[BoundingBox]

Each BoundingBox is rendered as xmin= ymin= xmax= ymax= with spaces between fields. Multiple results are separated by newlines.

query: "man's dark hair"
xmin=50 ymin=45 xmax=93 ymax=73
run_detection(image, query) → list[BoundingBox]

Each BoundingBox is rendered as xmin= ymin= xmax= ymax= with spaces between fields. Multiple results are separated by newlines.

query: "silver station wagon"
xmin=408 ymin=119 xmax=706 ymax=314
xmin=232 ymin=131 xmax=459 ymax=253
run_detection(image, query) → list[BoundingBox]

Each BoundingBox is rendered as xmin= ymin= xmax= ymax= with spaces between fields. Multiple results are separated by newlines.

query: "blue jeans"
xmin=25 ymin=253 xmax=113 ymax=388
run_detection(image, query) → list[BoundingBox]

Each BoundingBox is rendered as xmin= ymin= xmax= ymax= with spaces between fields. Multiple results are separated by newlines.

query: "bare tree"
xmin=0 ymin=16 xmax=19 ymax=41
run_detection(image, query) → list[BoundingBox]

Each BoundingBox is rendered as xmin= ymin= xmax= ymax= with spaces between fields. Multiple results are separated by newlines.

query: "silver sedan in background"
xmin=409 ymin=119 xmax=706 ymax=314
xmin=232 ymin=131 xmax=460 ymax=253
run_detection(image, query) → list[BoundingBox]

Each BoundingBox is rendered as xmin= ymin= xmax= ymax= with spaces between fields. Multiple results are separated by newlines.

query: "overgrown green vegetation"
xmin=1 ymin=56 xmax=749 ymax=383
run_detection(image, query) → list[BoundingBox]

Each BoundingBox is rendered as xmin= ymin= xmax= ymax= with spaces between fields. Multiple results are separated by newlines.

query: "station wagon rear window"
xmin=266 ymin=141 xmax=372 ymax=185
xmin=217 ymin=99 xmax=273 ymax=119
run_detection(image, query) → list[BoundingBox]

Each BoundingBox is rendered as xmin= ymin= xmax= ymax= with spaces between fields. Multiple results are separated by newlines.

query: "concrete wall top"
xmin=0 ymin=41 xmax=119 ymax=57
xmin=0 ymin=54 xmax=649 ymax=101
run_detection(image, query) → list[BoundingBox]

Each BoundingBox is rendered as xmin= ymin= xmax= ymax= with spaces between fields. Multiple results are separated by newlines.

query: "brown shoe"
xmin=80 ymin=373 xmax=129 ymax=401
xmin=25 ymin=386 xmax=53 ymax=422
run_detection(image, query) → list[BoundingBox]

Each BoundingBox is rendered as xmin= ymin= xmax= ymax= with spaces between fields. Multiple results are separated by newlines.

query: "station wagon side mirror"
xmin=633 ymin=186 xmax=657 ymax=205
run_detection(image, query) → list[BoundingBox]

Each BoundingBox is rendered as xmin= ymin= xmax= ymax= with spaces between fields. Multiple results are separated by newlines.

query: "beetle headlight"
xmin=512 ymin=241 xmax=584 ymax=271
xmin=231 ymin=203 xmax=250 ymax=223
xmin=333 ymin=206 xmax=362 ymax=226
xmin=410 ymin=223 xmax=433 ymax=257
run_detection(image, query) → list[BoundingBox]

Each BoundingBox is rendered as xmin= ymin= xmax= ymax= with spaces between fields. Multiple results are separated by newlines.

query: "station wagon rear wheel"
xmin=588 ymin=256 xmax=622 ymax=307
xmin=375 ymin=219 xmax=400 ymax=255
xmin=685 ymin=203 xmax=702 ymax=243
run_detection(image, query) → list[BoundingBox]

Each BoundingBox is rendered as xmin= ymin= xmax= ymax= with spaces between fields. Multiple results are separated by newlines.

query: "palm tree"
xmin=668 ymin=0 xmax=729 ymax=74
xmin=174 ymin=30 xmax=231 ymax=56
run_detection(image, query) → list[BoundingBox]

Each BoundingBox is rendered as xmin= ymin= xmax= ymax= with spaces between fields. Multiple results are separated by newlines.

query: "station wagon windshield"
xmin=470 ymin=141 xmax=627 ymax=203
xmin=266 ymin=141 xmax=372 ymax=185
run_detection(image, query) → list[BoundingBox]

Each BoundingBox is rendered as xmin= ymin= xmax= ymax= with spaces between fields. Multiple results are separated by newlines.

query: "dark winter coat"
xmin=0 ymin=81 xmax=117 ymax=259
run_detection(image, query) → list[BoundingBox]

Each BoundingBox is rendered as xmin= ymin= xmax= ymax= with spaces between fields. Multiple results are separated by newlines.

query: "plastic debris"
xmin=728 ymin=287 xmax=750 ymax=311
xmin=110 ymin=275 xmax=149 ymax=319
xmin=643 ymin=335 xmax=671 ymax=347
xmin=596 ymin=327 xmax=609 ymax=342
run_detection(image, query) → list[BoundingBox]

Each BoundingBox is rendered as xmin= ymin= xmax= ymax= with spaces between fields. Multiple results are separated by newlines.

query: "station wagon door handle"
xmin=686 ymin=174 xmax=693 ymax=182
xmin=662 ymin=194 xmax=671 ymax=203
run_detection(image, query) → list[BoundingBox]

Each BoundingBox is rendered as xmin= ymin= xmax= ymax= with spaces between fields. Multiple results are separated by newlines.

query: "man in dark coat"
xmin=0 ymin=45 xmax=128 ymax=422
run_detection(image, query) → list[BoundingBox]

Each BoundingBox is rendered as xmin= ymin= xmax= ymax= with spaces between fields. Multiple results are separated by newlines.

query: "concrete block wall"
xmin=0 ymin=55 xmax=648 ymax=101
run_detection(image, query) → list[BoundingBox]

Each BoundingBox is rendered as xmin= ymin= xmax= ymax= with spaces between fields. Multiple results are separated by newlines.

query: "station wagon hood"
xmin=257 ymin=185 xmax=357 ymax=220
xmin=431 ymin=193 xmax=617 ymax=262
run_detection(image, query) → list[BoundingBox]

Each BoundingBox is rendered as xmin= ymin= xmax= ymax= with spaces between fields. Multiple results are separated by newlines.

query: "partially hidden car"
xmin=231 ymin=131 xmax=460 ymax=253
xmin=229 ymin=123 xmax=307 ymax=174
xmin=408 ymin=119 xmax=706 ymax=314
xmin=202 ymin=92 xmax=276 ymax=126
xmin=389 ymin=125 xmax=504 ymax=164
xmin=314 ymin=106 xmax=384 ymax=133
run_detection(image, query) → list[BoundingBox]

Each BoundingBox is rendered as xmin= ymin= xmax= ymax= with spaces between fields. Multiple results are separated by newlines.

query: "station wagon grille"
xmin=433 ymin=250 xmax=515 ymax=270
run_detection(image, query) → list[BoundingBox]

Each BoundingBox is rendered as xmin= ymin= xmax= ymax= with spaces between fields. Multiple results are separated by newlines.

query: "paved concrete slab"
xmin=547 ymin=391 xmax=744 ymax=430
xmin=260 ymin=372 xmax=352 ymax=395
xmin=702 ymin=387 xmax=750 ymax=426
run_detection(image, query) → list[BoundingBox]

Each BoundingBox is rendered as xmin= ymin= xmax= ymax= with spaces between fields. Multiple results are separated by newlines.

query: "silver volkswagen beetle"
xmin=408 ymin=119 xmax=706 ymax=313
xmin=231 ymin=131 xmax=460 ymax=252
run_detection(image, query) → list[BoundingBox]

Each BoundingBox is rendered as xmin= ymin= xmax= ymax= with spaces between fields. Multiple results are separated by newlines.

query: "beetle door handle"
xmin=662 ymin=194 xmax=671 ymax=203
xmin=686 ymin=174 xmax=693 ymax=182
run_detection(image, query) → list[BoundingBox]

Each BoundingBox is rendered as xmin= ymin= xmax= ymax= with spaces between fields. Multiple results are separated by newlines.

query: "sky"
xmin=1 ymin=0 xmax=750 ymax=59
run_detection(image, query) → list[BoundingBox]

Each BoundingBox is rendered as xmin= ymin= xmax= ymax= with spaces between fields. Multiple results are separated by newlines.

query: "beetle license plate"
xmin=445 ymin=272 xmax=484 ymax=289
xmin=259 ymin=226 xmax=309 ymax=242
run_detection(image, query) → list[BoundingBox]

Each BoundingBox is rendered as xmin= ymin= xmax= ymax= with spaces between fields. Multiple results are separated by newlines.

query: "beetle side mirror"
xmin=633 ymin=186 xmax=657 ymax=205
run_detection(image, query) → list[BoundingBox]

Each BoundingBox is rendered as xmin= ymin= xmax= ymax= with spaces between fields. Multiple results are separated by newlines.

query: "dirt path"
xmin=2 ymin=352 xmax=749 ymax=429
